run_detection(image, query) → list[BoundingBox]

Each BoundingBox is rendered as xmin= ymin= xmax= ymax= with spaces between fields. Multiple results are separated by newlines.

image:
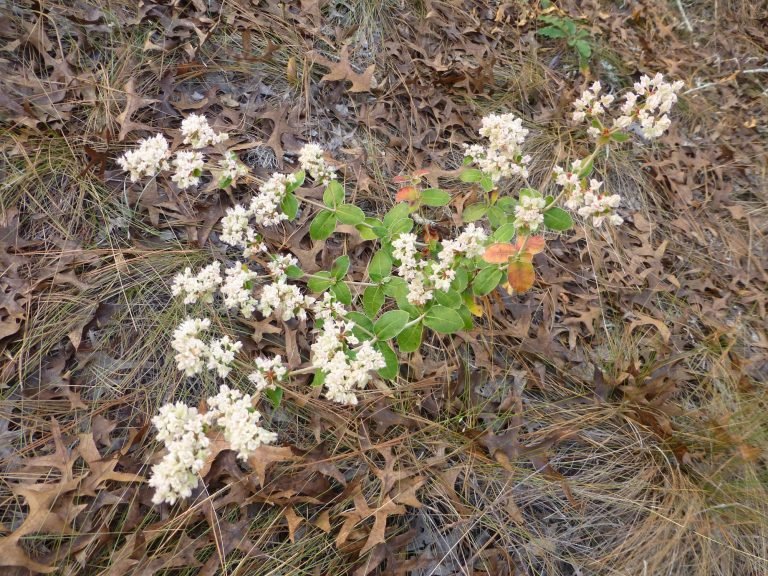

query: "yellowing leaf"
xmin=507 ymin=260 xmax=535 ymax=293
xmin=483 ymin=243 xmax=517 ymax=263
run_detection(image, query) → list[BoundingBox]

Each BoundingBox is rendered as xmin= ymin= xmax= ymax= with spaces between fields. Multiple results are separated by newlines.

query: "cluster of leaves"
xmin=537 ymin=11 xmax=593 ymax=73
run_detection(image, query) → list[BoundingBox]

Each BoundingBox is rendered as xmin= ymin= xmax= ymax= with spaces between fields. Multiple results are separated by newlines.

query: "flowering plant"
xmin=117 ymin=75 xmax=684 ymax=505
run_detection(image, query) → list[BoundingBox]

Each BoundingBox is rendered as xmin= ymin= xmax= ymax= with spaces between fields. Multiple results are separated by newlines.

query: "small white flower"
xmin=249 ymin=173 xmax=294 ymax=226
xmin=117 ymin=134 xmax=170 ymax=182
xmin=220 ymin=264 xmax=259 ymax=318
xmin=171 ymin=150 xmax=204 ymax=189
xmin=181 ymin=114 xmax=228 ymax=149
xmin=298 ymin=143 xmax=337 ymax=186
xmin=218 ymin=151 xmax=249 ymax=184
xmin=206 ymin=385 xmax=277 ymax=460
xmin=172 ymin=262 xmax=222 ymax=305
xmin=248 ymin=356 xmax=287 ymax=392
xmin=207 ymin=335 xmax=243 ymax=378
xmin=171 ymin=317 xmax=211 ymax=376
xmin=514 ymin=195 xmax=546 ymax=232
xmin=258 ymin=278 xmax=315 ymax=322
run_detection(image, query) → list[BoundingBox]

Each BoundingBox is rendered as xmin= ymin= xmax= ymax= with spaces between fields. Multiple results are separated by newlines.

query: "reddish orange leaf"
xmin=507 ymin=260 xmax=535 ymax=293
xmin=513 ymin=236 xmax=545 ymax=254
xmin=395 ymin=186 xmax=419 ymax=202
xmin=483 ymin=243 xmax=517 ymax=264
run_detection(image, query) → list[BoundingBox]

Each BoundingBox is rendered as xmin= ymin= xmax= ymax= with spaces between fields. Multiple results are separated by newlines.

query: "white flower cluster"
xmin=171 ymin=151 xmax=204 ymax=189
xmin=250 ymin=173 xmax=296 ymax=226
xmin=171 ymin=262 xmax=222 ymax=305
xmin=267 ymin=254 xmax=299 ymax=277
xmin=465 ymin=113 xmax=531 ymax=183
xmin=258 ymin=278 xmax=315 ymax=322
xmin=430 ymin=224 xmax=488 ymax=291
xmin=149 ymin=402 xmax=210 ymax=505
xmin=310 ymin=318 xmax=385 ymax=405
xmin=220 ymin=172 xmax=300 ymax=256
xmin=572 ymin=74 xmax=683 ymax=140
xmin=206 ymin=385 xmax=277 ymax=460
xmin=392 ymin=233 xmax=432 ymax=305
xmin=312 ymin=292 xmax=348 ymax=322
xmin=207 ymin=335 xmax=244 ymax=378
xmin=170 ymin=317 xmax=242 ymax=378
xmin=572 ymin=81 xmax=615 ymax=126
xmin=149 ymin=386 xmax=277 ymax=504
xmin=218 ymin=151 xmax=249 ymax=184
xmin=181 ymin=114 xmax=229 ymax=149
xmin=171 ymin=317 xmax=212 ymax=376
xmin=392 ymin=225 xmax=488 ymax=301
xmin=553 ymin=162 xmax=622 ymax=227
xmin=299 ymin=143 xmax=337 ymax=186
xmin=220 ymin=263 xmax=259 ymax=318
xmin=514 ymin=195 xmax=546 ymax=232
xmin=117 ymin=134 xmax=170 ymax=182
xmin=616 ymin=74 xmax=685 ymax=139
xmin=248 ymin=355 xmax=288 ymax=392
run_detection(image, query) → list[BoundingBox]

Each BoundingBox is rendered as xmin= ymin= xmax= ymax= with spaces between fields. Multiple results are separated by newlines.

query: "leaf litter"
xmin=0 ymin=0 xmax=767 ymax=574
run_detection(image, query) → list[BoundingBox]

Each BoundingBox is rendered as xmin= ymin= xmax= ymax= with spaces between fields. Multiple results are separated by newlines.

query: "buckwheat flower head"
xmin=149 ymin=402 xmax=210 ymax=505
xmin=206 ymin=385 xmax=277 ymax=460
xmin=218 ymin=151 xmax=249 ymax=184
xmin=267 ymin=254 xmax=299 ymax=278
xmin=573 ymin=81 xmax=615 ymax=123
xmin=614 ymin=73 xmax=684 ymax=139
xmin=171 ymin=317 xmax=211 ymax=376
xmin=171 ymin=150 xmax=204 ymax=189
xmin=258 ymin=278 xmax=315 ymax=322
xmin=514 ymin=195 xmax=546 ymax=232
xmin=220 ymin=204 xmax=253 ymax=248
xmin=299 ymin=143 xmax=337 ymax=186
xmin=172 ymin=262 xmax=222 ymax=305
xmin=465 ymin=113 xmax=531 ymax=183
xmin=248 ymin=355 xmax=287 ymax=392
xmin=392 ymin=232 xmax=433 ymax=305
xmin=207 ymin=335 xmax=243 ymax=378
xmin=249 ymin=173 xmax=296 ymax=226
xmin=117 ymin=134 xmax=170 ymax=182
xmin=312 ymin=292 xmax=348 ymax=323
xmin=578 ymin=190 xmax=623 ymax=227
xmin=181 ymin=114 xmax=228 ymax=149
xmin=220 ymin=264 xmax=259 ymax=318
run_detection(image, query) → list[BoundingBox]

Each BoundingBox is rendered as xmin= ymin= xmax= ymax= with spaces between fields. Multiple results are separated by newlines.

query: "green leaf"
xmin=383 ymin=202 xmax=410 ymax=227
xmin=451 ymin=267 xmax=469 ymax=293
xmin=323 ymin=180 xmax=345 ymax=207
xmin=280 ymin=192 xmax=299 ymax=220
xmin=497 ymin=197 xmax=517 ymax=213
xmin=420 ymin=188 xmax=451 ymax=206
xmin=331 ymin=255 xmax=350 ymax=279
xmin=574 ymin=39 xmax=592 ymax=58
xmin=368 ymin=250 xmax=393 ymax=282
xmin=287 ymin=170 xmax=305 ymax=192
xmin=519 ymin=188 xmax=542 ymax=199
xmin=487 ymin=205 xmax=507 ymax=228
xmin=538 ymin=25 xmax=567 ymax=39
xmin=457 ymin=304 xmax=474 ymax=330
xmin=424 ymin=305 xmax=464 ymax=334
xmin=374 ymin=310 xmax=410 ymax=340
xmin=382 ymin=276 xmax=408 ymax=299
xmin=336 ymin=204 xmax=366 ymax=225
xmin=347 ymin=312 xmax=375 ymax=340
xmin=358 ymin=217 xmax=381 ymax=240
xmin=492 ymin=222 xmax=516 ymax=242
xmin=472 ymin=266 xmax=503 ymax=296
xmin=264 ymin=386 xmax=283 ymax=408
xmin=218 ymin=175 xmax=233 ymax=189
xmin=460 ymin=168 xmax=484 ymax=183
xmin=375 ymin=341 xmax=398 ymax=380
xmin=543 ymin=207 xmax=574 ymax=231
xmin=480 ymin=175 xmax=495 ymax=192
xmin=363 ymin=285 xmax=385 ymax=317
xmin=307 ymin=271 xmax=334 ymax=293
xmin=435 ymin=289 xmax=462 ymax=309
xmin=387 ymin=217 xmax=414 ymax=237
xmin=611 ymin=131 xmax=631 ymax=142
xmin=311 ymin=370 xmax=326 ymax=388
xmin=284 ymin=265 xmax=304 ymax=279
xmin=309 ymin=210 xmax=337 ymax=241
xmin=397 ymin=321 xmax=422 ymax=353
xmin=463 ymin=203 xmax=488 ymax=223
xmin=331 ymin=281 xmax=352 ymax=305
